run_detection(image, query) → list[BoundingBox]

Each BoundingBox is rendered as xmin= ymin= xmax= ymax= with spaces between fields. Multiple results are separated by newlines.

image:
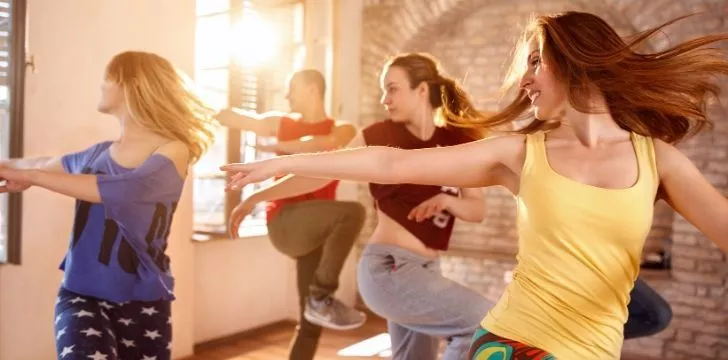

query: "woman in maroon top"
xmin=227 ymin=53 xmax=493 ymax=360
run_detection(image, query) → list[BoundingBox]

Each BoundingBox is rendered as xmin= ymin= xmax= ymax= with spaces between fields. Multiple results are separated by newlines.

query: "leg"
xmin=624 ymin=277 xmax=672 ymax=339
xmin=54 ymin=288 xmax=117 ymax=360
xmin=467 ymin=328 xmax=556 ymax=360
xmin=269 ymin=200 xmax=365 ymax=299
xmin=114 ymin=298 xmax=172 ymax=360
xmin=289 ymin=247 xmax=324 ymax=360
xmin=388 ymin=320 xmax=439 ymax=360
xmin=269 ymin=200 xmax=367 ymax=330
xmin=306 ymin=201 xmax=365 ymax=300
xmin=358 ymin=245 xmax=493 ymax=360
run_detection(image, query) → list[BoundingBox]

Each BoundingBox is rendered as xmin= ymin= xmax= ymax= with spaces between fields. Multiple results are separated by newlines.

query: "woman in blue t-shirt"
xmin=0 ymin=51 xmax=217 ymax=360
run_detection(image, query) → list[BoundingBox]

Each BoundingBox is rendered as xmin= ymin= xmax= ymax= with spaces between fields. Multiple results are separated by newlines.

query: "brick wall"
xmin=357 ymin=1 xmax=728 ymax=359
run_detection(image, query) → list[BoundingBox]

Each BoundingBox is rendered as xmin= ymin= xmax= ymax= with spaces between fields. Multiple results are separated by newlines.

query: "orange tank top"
xmin=265 ymin=117 xmax=339 ymax=221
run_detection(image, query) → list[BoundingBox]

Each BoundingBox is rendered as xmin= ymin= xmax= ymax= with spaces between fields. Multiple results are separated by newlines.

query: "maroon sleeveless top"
xmin=362 ymin=120 xmax=475 ymax=250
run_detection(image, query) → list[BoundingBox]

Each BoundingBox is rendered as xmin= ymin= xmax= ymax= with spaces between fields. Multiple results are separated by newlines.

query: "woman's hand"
xmin=221 ymin=158 xmax=286 ymax=191
xmin=0 ymin=166 xmax=32 ymax=193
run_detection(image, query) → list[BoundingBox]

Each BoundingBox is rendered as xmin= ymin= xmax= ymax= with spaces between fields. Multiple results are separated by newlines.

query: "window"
xmin=0 ymin=0 xmax=27 ymax=264
xmin=193 ymin=0 xmax=304 ymax=239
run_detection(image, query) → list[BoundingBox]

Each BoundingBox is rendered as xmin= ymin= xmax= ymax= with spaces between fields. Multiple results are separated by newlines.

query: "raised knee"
xmin=654 ymin=300 xmax=673 ymax=330
xmin=340 ymin=202 xmax=367 ymax=225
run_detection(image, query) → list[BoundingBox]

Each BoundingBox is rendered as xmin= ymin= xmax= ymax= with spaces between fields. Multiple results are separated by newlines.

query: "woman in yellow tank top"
xmin=221 ymin=11 xmax=728 ymax=360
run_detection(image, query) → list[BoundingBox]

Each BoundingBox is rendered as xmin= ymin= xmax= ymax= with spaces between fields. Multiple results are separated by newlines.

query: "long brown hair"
xmin=474 ymin=11 xmax=728 ymax=144
xmin=105 ymin=51 xmax=218 ymax=162
xmin=385 ymin=53 xmax=488 ymax=140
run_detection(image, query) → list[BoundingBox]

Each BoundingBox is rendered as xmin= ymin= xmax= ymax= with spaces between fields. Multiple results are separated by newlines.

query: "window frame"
xmin=192 ymin=0 xmax=302 ymax=240
xmin=1 ymin=0 xmax=27 ymax=264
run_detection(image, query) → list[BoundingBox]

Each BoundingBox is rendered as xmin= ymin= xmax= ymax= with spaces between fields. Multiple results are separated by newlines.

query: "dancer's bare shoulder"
xmin=155 ymin=140 xmax=191 ymax=177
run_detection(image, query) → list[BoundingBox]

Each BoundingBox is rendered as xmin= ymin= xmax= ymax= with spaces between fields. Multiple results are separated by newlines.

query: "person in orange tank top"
xmin=215 ymin=69 xmax=366 ymax=360
xmin=221 ymin=13 xmax=728 ymax=359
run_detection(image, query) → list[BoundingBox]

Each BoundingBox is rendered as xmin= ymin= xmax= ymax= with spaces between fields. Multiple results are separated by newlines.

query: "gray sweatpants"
xmin=358 ymin=244 xmax=493 ymax=360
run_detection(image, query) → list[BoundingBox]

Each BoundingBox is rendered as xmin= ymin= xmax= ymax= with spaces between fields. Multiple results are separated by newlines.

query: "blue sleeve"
xmin=96 ymin=154 xmax=184 ymax=205
xmin=61 ymin=142 xmax=111 ymax=174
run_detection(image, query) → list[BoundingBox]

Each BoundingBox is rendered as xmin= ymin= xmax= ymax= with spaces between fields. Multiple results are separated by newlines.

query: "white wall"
xmin=193 ymin=237 xmax=296 ymax=343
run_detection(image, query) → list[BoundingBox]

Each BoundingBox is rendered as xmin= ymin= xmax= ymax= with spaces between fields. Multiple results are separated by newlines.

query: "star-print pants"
xmin=54 ymin=287 xmax=172 ymax=360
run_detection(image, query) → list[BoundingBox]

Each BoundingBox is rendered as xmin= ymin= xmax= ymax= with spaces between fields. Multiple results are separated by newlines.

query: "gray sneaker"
xmin=303 ymin=296 xmax=367 ymax=331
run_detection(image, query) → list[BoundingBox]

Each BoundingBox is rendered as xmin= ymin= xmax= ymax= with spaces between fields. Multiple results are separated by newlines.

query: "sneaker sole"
xmin=303 ymin=311 xmax=367 ymax=331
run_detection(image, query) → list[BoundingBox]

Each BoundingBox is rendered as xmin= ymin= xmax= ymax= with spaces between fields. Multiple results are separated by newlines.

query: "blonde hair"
xmin=105 ymin=51 xmax=217 ymax=162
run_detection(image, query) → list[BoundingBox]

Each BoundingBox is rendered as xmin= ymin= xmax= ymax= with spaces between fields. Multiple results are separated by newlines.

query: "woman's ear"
xmin=416 ymin=81 xmax=429 ymax=99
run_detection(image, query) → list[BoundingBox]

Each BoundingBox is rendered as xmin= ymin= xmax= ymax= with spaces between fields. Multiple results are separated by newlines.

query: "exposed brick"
xmin=621 ymin=340 xmax=664 ymax=358
xmin=710 ymin=286 xmax=727 ymax=297
xmin=695 ymin=334 xmax=726 ymax=347
xmin=668 ymin=341 xmax=718 ymax=359
xmin=671 ymin=244 xmax=724 ymax=261
xmin=672 ymin=271 xmax=724 ymax=286
xmin=673 ymin=318 xmax=726 ymax=336
xmin=672 ymin=258 xmax=696 ymax=271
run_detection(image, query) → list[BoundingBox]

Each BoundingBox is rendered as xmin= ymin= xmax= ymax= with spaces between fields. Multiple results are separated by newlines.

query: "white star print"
xmin=98 ymin=301 xmax=114 ymax=309
xmin=118 ymin=318 xmax=133 ymax=326
xmin=56 ymin=327 xmax=66 ymax=340
xmin=55 ymin=314 xmax=63 ymax=324
xmin=107 ymin=328 xmax=115 ymax=338
xmin=73 ymin=310 xmax=94 ymax=318
xmin=144 ymin=329 xmax=161 ymax=340
xmin=86 ymin=350 xmax=108 ymax=360
xmin=69 ymin=297 xmax=87 ymax=304
xmin=167 ymin=316 xmax=171 ymax=324
xmin=55 ymin=297 xmax=62 ymax=305
xmin=100 ymin=310 xmax=109 ymax=320
xmin=167 ymin=341 xmax=172 ymax=350
xmin=59 ymin=345 xmax=74 ymax=358
xmin=140 ymin=306 xmax=158 ymax=316
xmin=121 ymin=338 xmax=136 ymax=348
xmin=111 ymin=347 xmax=117 ymax=357
xmin=80 ymin=327 xmax=102 ymax=337
xmin=141 ymin=356 xmax=157 ymax=360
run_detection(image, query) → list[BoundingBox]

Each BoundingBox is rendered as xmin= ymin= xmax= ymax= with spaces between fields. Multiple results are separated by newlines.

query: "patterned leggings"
xmin=54 ymin=288 xmax=172 ymax=360
xmin=468 ymin=328 xmax=556 ymax=360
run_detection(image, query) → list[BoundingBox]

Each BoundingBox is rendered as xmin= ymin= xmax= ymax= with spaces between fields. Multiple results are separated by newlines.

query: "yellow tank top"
xmin=481 ymin=131 xmax=659 ymax=359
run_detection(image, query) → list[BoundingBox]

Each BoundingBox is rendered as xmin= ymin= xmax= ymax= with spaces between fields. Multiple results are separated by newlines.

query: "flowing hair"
xmin=105 ymin=51 xmax=218 ymax=162
xmin=465 ymin=11 xmax=728 ymax=144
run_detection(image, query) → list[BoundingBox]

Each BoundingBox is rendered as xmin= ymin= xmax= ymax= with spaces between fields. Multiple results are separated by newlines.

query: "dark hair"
xmin=466 ymin=11 xmax=728 ymax=144
xmin=385 ymin=52 xmax=488 ymax=140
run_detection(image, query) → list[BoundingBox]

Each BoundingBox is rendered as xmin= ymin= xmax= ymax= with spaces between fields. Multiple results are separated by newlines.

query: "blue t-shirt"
xmin=60 ymin=141 xmax=184 ymax=303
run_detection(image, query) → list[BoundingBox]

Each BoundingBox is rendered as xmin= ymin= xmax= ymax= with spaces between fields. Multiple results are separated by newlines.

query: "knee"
xmin=653 ymin=299 xmax=673 ymax=331
xmin=339 ymin=202 xmax=367 ymax=228
xmin=466 ymin=298 xmax=493 ymax=327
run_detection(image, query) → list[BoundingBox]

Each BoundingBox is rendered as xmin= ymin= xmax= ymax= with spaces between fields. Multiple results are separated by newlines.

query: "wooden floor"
xmin=187 ymin=313 xmax=389 ymax=360
xmin=185 ymin=312 xmax=648 ymax=360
